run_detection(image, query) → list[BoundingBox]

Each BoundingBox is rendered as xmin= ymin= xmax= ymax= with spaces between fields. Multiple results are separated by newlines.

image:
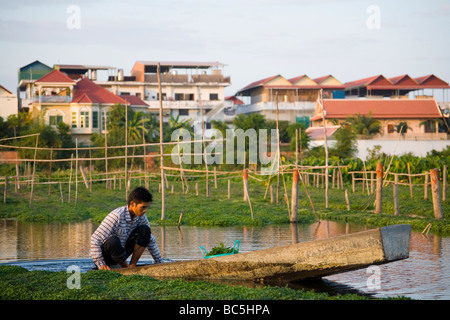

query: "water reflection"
xmin=1 ymin=219 xmax=449 ymax=300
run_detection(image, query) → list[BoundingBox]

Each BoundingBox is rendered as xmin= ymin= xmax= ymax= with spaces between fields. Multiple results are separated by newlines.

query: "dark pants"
xmin=101 ymin=225 xmax=151 ymax=266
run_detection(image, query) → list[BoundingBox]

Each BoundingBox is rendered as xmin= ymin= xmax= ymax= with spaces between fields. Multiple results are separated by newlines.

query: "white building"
xmin=0 ymin=85 xmax=18 ymax=119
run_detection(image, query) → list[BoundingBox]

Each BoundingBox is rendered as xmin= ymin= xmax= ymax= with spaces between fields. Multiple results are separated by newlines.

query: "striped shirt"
xmin=90 ymin=205 xmax=163 ymax=267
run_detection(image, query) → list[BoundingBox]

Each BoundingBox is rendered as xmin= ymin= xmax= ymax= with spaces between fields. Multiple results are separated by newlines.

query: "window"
xmin=71 ymin=112 xmax=77 ymax=128
xmin=49 ymin=115 xmax=63 ymax=126
xmin=80 ymin=111 xmax=89 ymax=128
xmin=209 ymin=93 xmax=219 ymax=101
xmin=178 ymin=109 xmax=189 ymax=116
xmin=92 ymin=111 xmax=99 ymax=129
xmin=157 ymin=93 xmax=167 ymax=100
xmin=175 ymin=93 xmax=184 ymax=101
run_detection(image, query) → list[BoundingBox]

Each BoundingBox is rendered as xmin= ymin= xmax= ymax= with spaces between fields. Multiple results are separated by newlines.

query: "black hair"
xmin=127 ymin=187 xmax=153 ymax=205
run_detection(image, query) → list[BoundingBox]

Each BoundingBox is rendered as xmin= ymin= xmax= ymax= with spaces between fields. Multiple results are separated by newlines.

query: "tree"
xmin=286 ymin=122 xmax=310 ymax=152
xmin=345 ymin=112 xmax=381 ymax=138
xmin=232 ymin=113 xmax=266 ymax=131
xmin=390 ymin=122 xmax=411 ymax=135
xmin=331 ymin=122 xmax=357 ymax=159
xmin=163 ymin=114 xmax=193 ymax=142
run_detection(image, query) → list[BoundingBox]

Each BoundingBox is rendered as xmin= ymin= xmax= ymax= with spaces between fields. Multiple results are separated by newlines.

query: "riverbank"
xmin=1 ymin=177 xmax=448 ymax=234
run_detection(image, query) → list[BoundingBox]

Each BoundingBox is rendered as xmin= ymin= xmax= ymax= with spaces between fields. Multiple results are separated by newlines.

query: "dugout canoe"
xmin=115 ymin=224 xmax=411 ymax=282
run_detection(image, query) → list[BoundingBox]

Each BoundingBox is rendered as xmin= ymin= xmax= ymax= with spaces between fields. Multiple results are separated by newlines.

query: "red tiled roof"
xmin=413 ymin=74 xmax=449 ymax=88
xmin=225 ymin=96 xmax=244 ymax=105
xmin=288 ymin=75 xmax=315 ymax=84
xmin=35 ymin=69 xmax=75 ymax=83
xmin=73 ymin=78 xmax=128 ymax=104
xmin=345 ymin=74 xmax=450 ymax=90
xmin=343 ymin=75 xmax=392 ymax=89
xmin=119 ymin=94 xmax=148 ymax=106
xmin=239 ymin=75 xmax=281 ymax=92
xmin=317 ymin=99 xmax=444 ymax=119
xmin=305 ymin=126 xmax=340 ymax=140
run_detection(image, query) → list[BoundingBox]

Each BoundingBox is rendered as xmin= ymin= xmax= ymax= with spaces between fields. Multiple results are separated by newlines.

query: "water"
xmin=1 ymin=218 xmax=449 ymax=300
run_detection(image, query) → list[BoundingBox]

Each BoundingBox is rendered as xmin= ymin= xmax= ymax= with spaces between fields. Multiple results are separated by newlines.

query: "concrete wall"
xmin=356 ymin=139 xmax=450 ymax=160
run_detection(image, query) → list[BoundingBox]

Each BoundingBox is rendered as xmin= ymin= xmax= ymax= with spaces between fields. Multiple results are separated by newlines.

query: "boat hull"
xmin=115 ymin=224 xmax=411 ymax=282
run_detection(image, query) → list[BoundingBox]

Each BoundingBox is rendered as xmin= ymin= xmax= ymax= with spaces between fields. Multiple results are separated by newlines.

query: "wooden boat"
xmin=115 ymin=224 xmax=411 ymax=282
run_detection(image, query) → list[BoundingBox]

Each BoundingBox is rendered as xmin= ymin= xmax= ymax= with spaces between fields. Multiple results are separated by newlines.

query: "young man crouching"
xmin=90 ymin=187 xmax=163 ymax=270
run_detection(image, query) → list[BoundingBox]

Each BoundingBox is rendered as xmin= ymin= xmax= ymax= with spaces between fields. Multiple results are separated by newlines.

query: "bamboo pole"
xmin=424 ymin=172 xmax=429 ymax=200
xmin=75 ymin=138 xmax=78 ymax=206
xmin=443 ymin=165 xmax=447 ymax=202
xmin=407 ymin=163 xmax=413 ymax=198
xmin=243 ymin=169 xmax=248 ymax=201
xmin=29 ymin=134 xmax=39 ymax=206
xmin=48 ymin=149 xmax=53 ymax=195
xmin=375 ymin=162 xmax=383 ymax=214
xmin=105 ymin=118 xmax=109 ymax=189
xmin=351 ymin=172 xmax=355 ymax=193
xmin=242 ymin=169 xmax=254 ymax=220
xmin=393 ymin=174 xmax=399 ymax=216
xmin=228 ymin=179 xmax=231 ymax=199
xmin=345 ymin=189 xmax=350 ymax=211
xmin=157 ymin=63 xmax=165 ymax=220
xmin=270 ymin=184 xmax=273 ymax=204
xmin=430 ymin=168 xmax=443 ymax=219
xmin=125 ymin=103 xmax=128 ymax=200
xmin=198 ymin=87 xmax=209 ymax=197
xmin=320 ymin=89 xmax=329 ymax=208
xmin=290 ymin=169 xmax=299 ymax=223
xmin=69 ymin=154 xmax=73 ymax=202
xmin=3 ymin=176 xmax=7 ymax=203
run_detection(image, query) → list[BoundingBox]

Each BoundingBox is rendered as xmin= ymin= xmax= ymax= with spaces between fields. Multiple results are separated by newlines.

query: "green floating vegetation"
xmin=1 ymin=265 xmax=403 ymax=300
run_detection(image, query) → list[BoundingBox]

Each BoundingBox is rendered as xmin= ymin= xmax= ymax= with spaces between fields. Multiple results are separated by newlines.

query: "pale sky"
xmin=1 ymin=0 xmax=449 ymax=98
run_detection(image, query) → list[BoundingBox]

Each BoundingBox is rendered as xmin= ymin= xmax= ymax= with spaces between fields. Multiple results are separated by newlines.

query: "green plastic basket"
xmin=199 ymin=240 xmax=240 ymax=259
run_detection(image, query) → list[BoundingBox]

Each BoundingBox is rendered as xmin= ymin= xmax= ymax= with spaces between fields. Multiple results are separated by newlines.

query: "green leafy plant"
xmin=206 ymin=242 xmax=237 ymax=257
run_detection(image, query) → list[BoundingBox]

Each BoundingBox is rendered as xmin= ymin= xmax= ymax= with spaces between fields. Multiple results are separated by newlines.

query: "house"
xmin=17 ymin=60 xmax=53 ymax=111
xmin=311 ymin=98 xmax=449 ymax=140
xmin=0 ymin=85 xmax=18 ymax=119
xmin=235 ymin=74 xmax=345 ymax=123
xmin=30 ymin=69 xmax=133 ymax=145
xmin=343 ymin=74 xmax=450 ymax=111
xmin=96 ymin=61 xmax=232 ymax=132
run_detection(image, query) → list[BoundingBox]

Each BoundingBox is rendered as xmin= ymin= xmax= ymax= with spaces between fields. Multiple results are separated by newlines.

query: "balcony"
xmin=236 ymin=101 xmax=316 ymax=114
xmin=145 ymin=100 xmax=224 ymax=110
xmin=33 ymin=95 xmax=72 ymax=103
xmin=143 ymin=73 xmax=230 ymax=85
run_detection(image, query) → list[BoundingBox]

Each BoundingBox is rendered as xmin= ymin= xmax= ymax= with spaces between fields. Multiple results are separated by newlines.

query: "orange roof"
xmin=73 ymin=78 xmax=128 ymax=104
xmin=345 ymin=74 xmax=450 ymax=90
xmin=35 ymin=69 xmax=75 ymax=83
xmin=119 ymin=94 xmax=148 ymax=106
xmin=316 ymin=99 xmax=444 ymax=120
xmin=305 ymin=126 xmax=340 ymax=140
xmin=239 ymin=75 xmax=280 ymax=92
xmin=413 ymin=74 xmax=449 ymax=88
xmin=344 ymin=75 xmax=393 ymax=89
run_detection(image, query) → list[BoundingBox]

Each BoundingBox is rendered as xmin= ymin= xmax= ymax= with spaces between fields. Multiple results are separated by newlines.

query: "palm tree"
xmin=345 ymin=112 xmax=382 ymax=138
xmin=390 ymin=122 xmax=411 ymax=135
xmin=164 ymin=114 xmax=193 ymax=142
xmin=125 ymin=111 xmax=149 ymax=170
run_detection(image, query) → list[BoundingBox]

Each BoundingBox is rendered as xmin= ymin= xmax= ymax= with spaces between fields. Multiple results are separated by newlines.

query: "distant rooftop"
xmin=133 ymin=61 xmax=226 ymax=74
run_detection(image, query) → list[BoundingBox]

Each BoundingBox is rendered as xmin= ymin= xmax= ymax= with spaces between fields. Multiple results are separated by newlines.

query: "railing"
xmin=33 ymin=96 xmax=72 ymax=103
xmin=145 ymin=100 xmax=224 ymax=110
xmin=144 ymin=74 xmax=230 ymax=84
xmin=236 ymin=101 xmax=316 ymax=114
